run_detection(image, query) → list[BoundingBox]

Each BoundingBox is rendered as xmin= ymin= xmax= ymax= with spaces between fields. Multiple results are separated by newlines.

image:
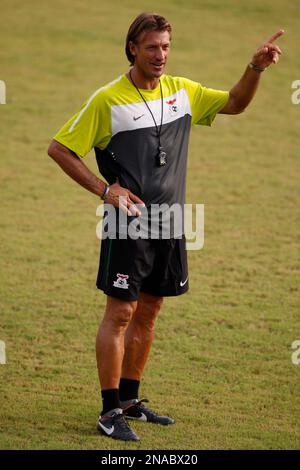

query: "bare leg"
xmin=96 ymin=296 xmax=137 ymax=389
xmin=121 ymin=292 xmax=163 ymax=380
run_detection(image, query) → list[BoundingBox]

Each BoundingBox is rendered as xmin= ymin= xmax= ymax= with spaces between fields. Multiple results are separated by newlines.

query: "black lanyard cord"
xmin=129 ymin=70 xmax=164 ymax=148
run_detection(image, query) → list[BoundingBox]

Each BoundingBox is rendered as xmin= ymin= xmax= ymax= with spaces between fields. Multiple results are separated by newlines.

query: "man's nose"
xmin=155 ymin=48 xmax=164 ymax=61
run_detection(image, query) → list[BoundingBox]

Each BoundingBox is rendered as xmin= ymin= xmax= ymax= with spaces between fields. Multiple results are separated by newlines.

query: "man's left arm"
xmin=220 ymin=29 xmax=284 ymax=115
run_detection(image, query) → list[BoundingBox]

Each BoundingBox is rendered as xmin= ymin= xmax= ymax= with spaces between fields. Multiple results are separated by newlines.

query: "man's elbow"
xmin=230 ymin=96 xmax=247 ymax=114
xmin=47 ymin=140 xmax=58 ymax=159
xmin=220 ymin=97 xmax=247 ymax=115
xmin=231 ymin=105 xmax=246 ymax=115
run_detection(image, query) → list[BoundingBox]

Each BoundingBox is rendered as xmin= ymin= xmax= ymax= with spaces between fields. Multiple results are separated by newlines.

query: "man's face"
xmin=130 ymin=30 xmax=171 ymax=79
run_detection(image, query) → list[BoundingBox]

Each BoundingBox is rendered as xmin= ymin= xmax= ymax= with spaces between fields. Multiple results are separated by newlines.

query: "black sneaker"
xmin=97 ymin=408 xmax=140 ymax=441
xmin=121 ymin=399 xmax=175 ymax=425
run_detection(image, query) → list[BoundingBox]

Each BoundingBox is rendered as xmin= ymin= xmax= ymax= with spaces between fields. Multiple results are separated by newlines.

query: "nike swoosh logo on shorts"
xmin=180 ymin=277 xmax=188 ymax=287
xmin=99 ymin=422 xmax=114 ymax=435
xmin=133 ymin=114 xmax=144 ymax=121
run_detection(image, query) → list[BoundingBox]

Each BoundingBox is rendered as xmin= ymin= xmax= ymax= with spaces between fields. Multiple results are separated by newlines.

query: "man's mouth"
xmin=151 ymin=63 xmax=165 ymax=69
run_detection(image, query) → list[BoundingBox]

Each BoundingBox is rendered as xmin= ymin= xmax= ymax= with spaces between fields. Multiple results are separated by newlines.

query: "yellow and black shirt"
xmin=54 ymin=74 xmax=229 ymax=234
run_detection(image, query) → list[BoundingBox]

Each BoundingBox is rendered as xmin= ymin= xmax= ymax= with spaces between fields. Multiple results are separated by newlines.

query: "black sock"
xmin=119 ymin=378 xmax=140 ymax=402
xmin=101 ymin=389 xmax=121 ymax=415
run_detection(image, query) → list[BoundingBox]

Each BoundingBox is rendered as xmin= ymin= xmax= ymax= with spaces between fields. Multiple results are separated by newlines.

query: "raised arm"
xmin=220 ymin=29 xmax=284 ymax=115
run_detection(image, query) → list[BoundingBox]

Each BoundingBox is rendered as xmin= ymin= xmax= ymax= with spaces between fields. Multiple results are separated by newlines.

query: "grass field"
xmin=1 ymin=0 xmax=300 ymax=450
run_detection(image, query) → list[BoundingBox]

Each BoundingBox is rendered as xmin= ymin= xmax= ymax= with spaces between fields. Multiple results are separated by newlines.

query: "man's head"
xmin=126 ymin=13 xmax=172 ymax=79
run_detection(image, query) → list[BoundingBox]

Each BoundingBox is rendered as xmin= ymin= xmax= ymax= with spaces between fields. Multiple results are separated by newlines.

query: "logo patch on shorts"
xmin=113 ymin=273 xmax=130 ymax=289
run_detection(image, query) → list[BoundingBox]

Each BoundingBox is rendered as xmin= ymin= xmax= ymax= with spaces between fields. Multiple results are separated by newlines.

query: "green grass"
xmin=1 ymin=0 xmax=300 ymax=450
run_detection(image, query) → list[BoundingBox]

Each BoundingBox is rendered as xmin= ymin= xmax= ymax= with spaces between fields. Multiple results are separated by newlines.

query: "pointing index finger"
xmin=267 ymin=29 xmax=285 ymax=43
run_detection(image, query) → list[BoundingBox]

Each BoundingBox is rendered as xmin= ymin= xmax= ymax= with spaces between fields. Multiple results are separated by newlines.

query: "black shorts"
xmin=96 ymin=236 xmax=189 ymax=301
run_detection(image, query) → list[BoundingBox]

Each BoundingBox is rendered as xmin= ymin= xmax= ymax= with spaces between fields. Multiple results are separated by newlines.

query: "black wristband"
xmin=249 ymin=62 xmax=265 ymax=73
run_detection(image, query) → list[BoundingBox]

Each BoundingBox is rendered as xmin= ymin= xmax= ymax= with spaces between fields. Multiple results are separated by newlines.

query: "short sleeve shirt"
xmin=54 ymin=74 xmax=229 ymax=234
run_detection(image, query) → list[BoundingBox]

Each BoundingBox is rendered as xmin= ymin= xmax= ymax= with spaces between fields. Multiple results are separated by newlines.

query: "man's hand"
xmin=251 ymin=29 xmax=284 ymax=69
xmin=220 ymin=29 xmax=285 ymax=115
xmin=105 ymin=179 xmax=145 ymax=217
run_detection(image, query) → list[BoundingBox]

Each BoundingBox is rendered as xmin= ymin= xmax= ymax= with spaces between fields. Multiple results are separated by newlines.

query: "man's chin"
xmin=149 ymin=68 xmax=165 ymax=78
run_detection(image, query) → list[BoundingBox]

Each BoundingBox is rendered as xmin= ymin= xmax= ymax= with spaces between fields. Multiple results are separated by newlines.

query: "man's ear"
xmin=129 ymin=40 xmax=137 ymax=59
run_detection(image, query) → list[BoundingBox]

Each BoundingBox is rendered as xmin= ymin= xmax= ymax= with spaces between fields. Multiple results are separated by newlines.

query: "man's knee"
xmin=135 ymin=293 xmax=163 ymax=326
xmin=103 ymin=296 xmax=137 ymax=330
xmin=142 ymin=293 xmax=163 ymax=311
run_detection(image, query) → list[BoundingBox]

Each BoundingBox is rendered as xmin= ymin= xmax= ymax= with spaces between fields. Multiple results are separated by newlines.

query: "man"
xmin=48 ymin=12 xmax=283 ymax=441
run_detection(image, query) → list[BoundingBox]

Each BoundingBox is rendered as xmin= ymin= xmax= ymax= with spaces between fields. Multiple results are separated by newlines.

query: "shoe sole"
xmin=125 ymin=415 xmax=175 ymax=425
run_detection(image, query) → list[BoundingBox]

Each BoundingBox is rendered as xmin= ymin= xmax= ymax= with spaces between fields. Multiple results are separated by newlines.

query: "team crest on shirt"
xmin=166 ymin=98 xmax=178 ymax=116
xmin=113 ymin=273 xmax=130 ymax=289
